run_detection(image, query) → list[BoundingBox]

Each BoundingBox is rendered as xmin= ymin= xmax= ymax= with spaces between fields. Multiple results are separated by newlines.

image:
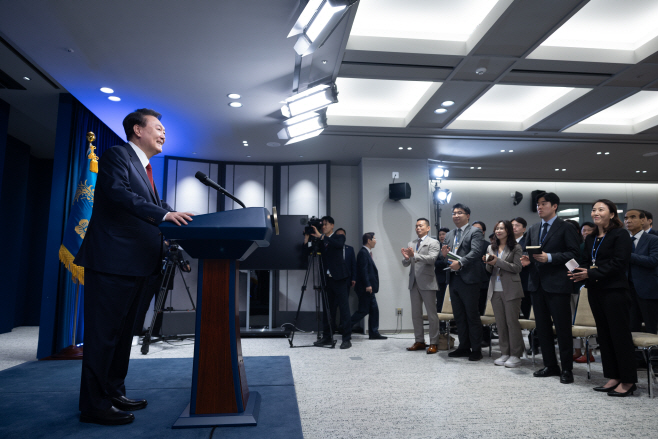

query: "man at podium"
xmin=75 ymin=109 xmax=194 ymax=425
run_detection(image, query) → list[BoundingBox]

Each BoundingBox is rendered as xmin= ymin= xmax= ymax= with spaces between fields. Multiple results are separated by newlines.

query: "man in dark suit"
xmin=334 ymin=228 xmax=356 ymax=333
xmin=521 ymin=192 xmax=580 ymax=384
xmin=625 ymin=209 xmax=658 ymax=334
xmin=472 ymin=221 xmax=492 ymax=347
xmin=643 ymin=210 xmax=657 ymax=235
xmin=351 ymin=232 xmax=387 ymax=339
xmin=309 ymin=216 xmax=352 ymax=349
xmin=437 ymin=204 xmax=485 ymax=361
xmin=74 ymin=109 xmax=194 ymax=425
xmin=434 ymin=227 xmax=450 ymax=311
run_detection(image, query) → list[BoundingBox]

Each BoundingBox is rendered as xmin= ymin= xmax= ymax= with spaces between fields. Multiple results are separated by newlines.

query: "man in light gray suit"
xmin=401 ymin=218 xmax=441 ymax=354
xmin=437 ymin=203 xmax=484 ymax=361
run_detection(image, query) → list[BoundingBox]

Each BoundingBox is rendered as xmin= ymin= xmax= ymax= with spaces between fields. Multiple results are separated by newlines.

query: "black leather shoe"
xmin=340 ymin=340 xmax=352 ymax=349
xmin=369 ymin=333 xmax=388 ymax=340
xmin=533 ymin=366 xmax=561 ymax=377
xmin=313 ymin=338 xmax=333 ymax=347
xmin=560 ymin=370 xmax=574 ymax=384
xmin=469 ymin=350 xmax=483 ymax=361
xmin=448 ymin=349 xmax=471 ymax=358
xmin=110 ymin=395 xmax=147 ymax=411
xmin=608 ymin=384 xmax=637 ymax=397
xmin=80 ymin=406 xmax=134 ymax=425
xmin=593 ymin=385 xmax=617 ymax=392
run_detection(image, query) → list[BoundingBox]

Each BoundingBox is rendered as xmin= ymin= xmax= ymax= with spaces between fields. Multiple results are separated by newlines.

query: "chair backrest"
xmin=484 ymin=299 xmax=495 ymax=317
xmin=441 ymin=287 xmax=452 ymax=313
xmin=574 ymin=288 xmax=596 ymax=327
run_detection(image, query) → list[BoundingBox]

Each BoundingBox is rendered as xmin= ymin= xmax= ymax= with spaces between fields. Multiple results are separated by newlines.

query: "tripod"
xmin=284 ymin=240 xmax=336 ymax=348
xmin=141 ymin=244 xmax=195 ymax=354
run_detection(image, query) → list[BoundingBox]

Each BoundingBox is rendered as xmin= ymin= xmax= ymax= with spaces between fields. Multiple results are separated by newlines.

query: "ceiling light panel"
xmin=327 ymin=77 xmax=441 ymax=127
xmin=447 ymin=84 xmax=591 ymax=131
xmin=347 ymin=0 xmax=513 ymax=55
xmin=528 ymin=0 xmax=658 ymax=63
xmin=564 ymin=91 xmax=658 ymax=135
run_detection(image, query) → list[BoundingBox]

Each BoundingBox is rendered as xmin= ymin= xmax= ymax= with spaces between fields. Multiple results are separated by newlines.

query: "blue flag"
xmin=59 ymin=133 xmax=99 ymax=285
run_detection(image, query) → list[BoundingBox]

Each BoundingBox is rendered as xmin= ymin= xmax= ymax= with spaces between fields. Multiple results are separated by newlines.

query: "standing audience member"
xmin=565 ymin=219 xmax=591 ymax=363
xmin=484 ymin=221 xmax=524 ymax=368
xmin=438 ymin=204 xmax=485 ymax=361
xmin=473 ymin=221 xmax=492 ymax=347
xmin=351 ymin=233 xmax=387 ymax=340
xmin=581 ymin=222 xmax=596 ymax=240
xmin=624 ymin=209 xmax=658 ymax=334
xmin=569 ymin=199 xmax=637 ymax=396
xmin=401 ymin=219 xmax=441 ymax=354
xmin=335 ymin=228 xmax=356 ymax=333
xmin=521 ymin=192 xmax=580 ymax=384
xmin=643 ymin=211 xmax=656 ymax=235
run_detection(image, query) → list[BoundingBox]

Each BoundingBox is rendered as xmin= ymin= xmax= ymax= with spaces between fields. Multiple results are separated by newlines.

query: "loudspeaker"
xmin=389 ymin=182 xmax=411 ymax=201
xmin=161 ymin=311 xmax=196 ymax=336
xmin=531 ymin=190 xmax=545 ymax=212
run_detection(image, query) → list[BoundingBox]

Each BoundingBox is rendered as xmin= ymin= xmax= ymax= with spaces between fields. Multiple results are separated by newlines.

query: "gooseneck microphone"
xmin=195 ymin=171 xmax=246 ymax=208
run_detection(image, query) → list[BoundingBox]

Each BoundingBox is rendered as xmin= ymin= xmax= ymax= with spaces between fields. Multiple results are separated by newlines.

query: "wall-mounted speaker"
xmin=389 ymin=182 xmax=411 ymax=201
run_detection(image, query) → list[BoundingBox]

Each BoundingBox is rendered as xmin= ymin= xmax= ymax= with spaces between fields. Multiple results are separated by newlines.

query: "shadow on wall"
xmin=380 ymin=195 xmax=415 ymax=259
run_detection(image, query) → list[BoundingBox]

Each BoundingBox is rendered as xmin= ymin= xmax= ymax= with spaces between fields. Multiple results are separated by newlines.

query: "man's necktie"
xmin=455 ymin=228 xmax=462 ymax=248
xmin=539 ymin=223 xmax=549 ymax=243
xmin=145 ymin=163 xmax=155 ymax=193
xmin=416 ymin=240 xmax=420 ymax=251
xmin=629 ymin=236 xmax=637 ymax=283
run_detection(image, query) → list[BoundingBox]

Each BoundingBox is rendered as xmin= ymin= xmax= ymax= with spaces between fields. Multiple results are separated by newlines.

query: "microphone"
xmin=195 ymin=171 xmax=246 ymax=208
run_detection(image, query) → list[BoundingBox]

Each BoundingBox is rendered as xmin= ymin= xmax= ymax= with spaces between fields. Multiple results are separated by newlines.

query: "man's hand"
xmin=533 ymin=252 xmax=549 ymax=263
xmin=366 ymin=286 xmax=372 ymax=293
xmin=449 ymin=260 xmax=461 ymax=271
xmin=520 ymin=255 xmax=530 ymax=267
xmin=401 ymin=247 xmax=410 ymax=259
xmin=311 ymin=225 xmax=322 ymax=238
xmin=568 ymin=267 xmax=588 ymax=282
xmin=351 ymin=280 xmax=356 ymax=288
xmin=441 ymin=245 xmax=450 ymax=257
xmin=165 ymin=211 xmax=194 ymax=226
xmin=407 ymin=246 xmax=415 ymax=258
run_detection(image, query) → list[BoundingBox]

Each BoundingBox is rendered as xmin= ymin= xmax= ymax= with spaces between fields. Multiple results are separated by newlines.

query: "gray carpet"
xmin=3 ymin=327 xmax=658 ymax=438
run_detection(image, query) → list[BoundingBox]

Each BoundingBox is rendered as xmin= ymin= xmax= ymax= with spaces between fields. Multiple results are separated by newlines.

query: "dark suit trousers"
xmin=323 ymin=277 xmax=351 ymax=341
xmin=628 ymin=283 xmax=658 ymax=334
xmin=80 ymin=269 xmax=150 ymax=412
xmin=351 ymin=290 xmax=380 ymax=334
xmin=531 ymin=286 xmax=573 ymax=371
xmin=449 ymin=275 xmax=482 ymax=351
xmin=589 ymin=287 xmax=637 ymax=383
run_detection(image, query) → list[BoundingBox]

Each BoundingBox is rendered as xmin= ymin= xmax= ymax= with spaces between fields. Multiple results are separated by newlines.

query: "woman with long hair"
xmin=568 ymin=199 xmax=637 ymax=396
xmin=483 ymin=220 xmax=524 ymax=368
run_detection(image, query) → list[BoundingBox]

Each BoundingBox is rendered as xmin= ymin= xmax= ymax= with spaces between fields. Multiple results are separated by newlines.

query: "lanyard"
xmin=591 ymin=234 xmax=606 ymax=265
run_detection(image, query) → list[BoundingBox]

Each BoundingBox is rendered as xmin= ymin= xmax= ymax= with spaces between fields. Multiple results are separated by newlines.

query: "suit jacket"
xmin=525 ymin=217 xmax=580 ymax=294
xmin=402 ymin=235 xmax=440 ymax=290
xmin=75 ymin=143 xmax=173 ymax=276
xmin=356 ymin=247 xmax=378 ymax=294
xmin=478 ymin=238 xmax=492 ymax=288
xmin=648 ymin=229 xmax=658 ymax=236
xmin=485 ymin=243 xmax=524 ymax=301
xmin=437 ymin=224 xmax=484 ymax=285
xmin=345 ymin=244 xmax=357 ymax=284
xmin=518 ymin=234 xmax=530 ymax=292
xmin=580 ymin=227 xmax=632 ymax=291
xmin=321 ymin=232 xmax=349 ymax=281
xmin=630 ymin=232 xmax=658 ymax=299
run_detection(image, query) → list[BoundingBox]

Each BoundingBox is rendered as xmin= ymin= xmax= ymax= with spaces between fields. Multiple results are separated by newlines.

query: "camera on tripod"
xmin=303 ymin=216 xmax=324 ymax=241
xmin=165 ymin=243 xmax=191 ymax=273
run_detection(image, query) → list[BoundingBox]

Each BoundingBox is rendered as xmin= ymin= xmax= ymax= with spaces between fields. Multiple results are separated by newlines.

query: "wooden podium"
xmin=159 ymin=207 xmax=274 ymax=428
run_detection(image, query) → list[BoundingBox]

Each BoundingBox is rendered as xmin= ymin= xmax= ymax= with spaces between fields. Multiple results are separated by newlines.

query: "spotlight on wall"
xmin=281 ymin=83 xmax=338 ymax=118
xmin=277 ymin=111 xmax=327 ymax=144
xmin=289 ymin=0 xmax=358 ymax=57
xmin=431 ymin=166 xmax=449 ymax=179
xmin=511 ymin=191 xmax=523 ymax=206
xmin=433 ymin=187 xmax=452 ymax=205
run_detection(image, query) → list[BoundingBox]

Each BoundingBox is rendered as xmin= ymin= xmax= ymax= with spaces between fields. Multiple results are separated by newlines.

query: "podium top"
xmin=159 ymin=207 xmax=273 ymax=260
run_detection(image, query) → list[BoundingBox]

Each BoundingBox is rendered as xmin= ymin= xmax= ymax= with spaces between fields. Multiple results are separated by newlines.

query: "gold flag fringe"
xmin=59 ymin=244 xmax=85 ymax=285
xmin=87 ymin=131 xmax=98 ymax=174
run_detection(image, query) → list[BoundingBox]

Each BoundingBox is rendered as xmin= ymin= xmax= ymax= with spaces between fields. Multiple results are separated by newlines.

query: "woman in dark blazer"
xmin=569 ymin=199 xmax=637 ymax=396
xmin=484 ymin=220 xmax=524 ymax=368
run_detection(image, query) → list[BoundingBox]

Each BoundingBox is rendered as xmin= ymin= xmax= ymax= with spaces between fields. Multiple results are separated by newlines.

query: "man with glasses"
xmin=437 ymin=204 xmax=485 ymax=361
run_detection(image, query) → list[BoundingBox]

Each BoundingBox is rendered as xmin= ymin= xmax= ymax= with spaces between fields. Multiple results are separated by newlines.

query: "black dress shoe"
xmin=469 ymin=350 xmax=483 ymax=361
xmin=340 ymin=340 xmax=352 ymax=349
xmin=448 ymin=349 xmax=471 ymax=358
xmin=593 ymin=385 xmax=617 ymax=392
xmin=608 ymin=384 xmax=637 ymax=397
xmin=369 ymin=333 xmax=388 ymax=340
xmin=313 ymin=338 xmax=333 ymax=347
xmin=560 ymin=370 xmax=574 ymax=384
xmin=533 ymin=366 xmax=561 ymax=377
xmin=110 ymin=395 xmax=147 ymax=411
xmin=80 ymin=406 xmax=134 ymax=425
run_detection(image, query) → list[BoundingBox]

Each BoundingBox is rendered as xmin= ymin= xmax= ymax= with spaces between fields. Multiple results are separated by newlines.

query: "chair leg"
xmin=584 ymin=337 xmax=591 ymax=380
xmin=531 ymin=329 xmax=536 ymax=365
xmin=648 ymin=347 xmax=655 ymax=399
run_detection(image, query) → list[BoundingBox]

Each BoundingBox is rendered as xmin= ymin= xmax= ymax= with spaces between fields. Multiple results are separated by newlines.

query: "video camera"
xmin=164 ymin=242 xmax=192 ymax=273
xmin=303 ymin=216 xmax=324 ymax=236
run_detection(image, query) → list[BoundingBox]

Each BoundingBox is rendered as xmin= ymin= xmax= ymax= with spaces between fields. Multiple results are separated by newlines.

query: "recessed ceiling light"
xmin=398 ymin=147 xmax=403 ymax=150
xmin=562 ymin=169 xmax=566 ymax=171
xmin=636 ymin=170 xmax=640 ymax=173
xmin=108 ymin=96 xmax=120 ymax=102
xmin=441 ymin=101 xmax=455 ymax=107
xmin=227 ymin=93 xmax=241 ymax=99
xmin=243 ymin=143 xmax=249 ymax=146
xmin=192 ymin=152 xmax=197 ymax=155
xmin=477 ymin=167 xmax=481 ymax=169
xmin=100 ymin=87 xmax=113 ymax=93
xmin=475 ymin=67 xmax=487 ymax=75
xmin=470 ymin=167 xmax=474 ymax=169
xmin=246 ymin=155 xmax=251 ymax=157
xmin=267 ymin=142 xmax=281 ymax=147
xmin=501 ymin=149 xmax=506 ymax=152
xmin=604 ymin=152 xmax=610 ymax=155
xmin=434 ymin=108 xmax=447 ymax=114
xmin=23 ymin=76 xmax=30 ymax=81
xmin=242 ymin=140 xmax=248 ymax=144
xmin=229 ymin=102 xmax=243 ymax=108
xmin=597 ymin=152 xmax=602 ymax=154
xmin=407 ymin=147 xmax=412 ymax=150
xmin=555 ymin=169 xmax=559 ymax=171
xmin=299 ymin=155 xmax=304 ymax=158
xmin=509 ymin=150 xmax=513 ymax=152
xmin=643 ymin=171 xmax=647 ymax=173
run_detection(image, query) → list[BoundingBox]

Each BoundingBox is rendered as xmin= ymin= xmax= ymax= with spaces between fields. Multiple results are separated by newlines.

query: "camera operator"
xmin=305 ymin=216 xmax=353 ymax=349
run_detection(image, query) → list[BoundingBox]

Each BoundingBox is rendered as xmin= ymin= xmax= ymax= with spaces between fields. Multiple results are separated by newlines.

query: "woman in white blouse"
xmin=483 ymin=220 xmax=525 ymax=368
